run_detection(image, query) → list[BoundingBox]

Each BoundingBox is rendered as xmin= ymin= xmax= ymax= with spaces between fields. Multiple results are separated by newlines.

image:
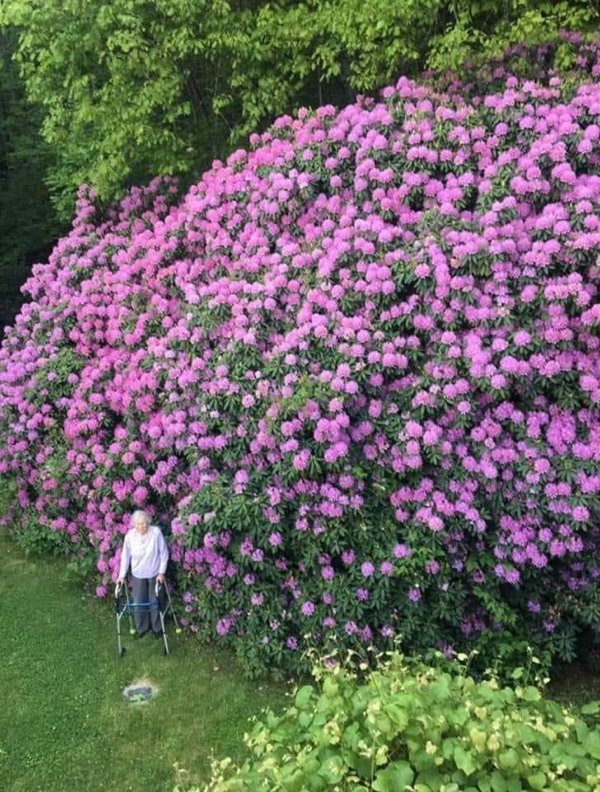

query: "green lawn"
xmin=1 ymin=532 xmax=598 ymax=792
xmin=0 ymin=534 xmax=287 ymax=792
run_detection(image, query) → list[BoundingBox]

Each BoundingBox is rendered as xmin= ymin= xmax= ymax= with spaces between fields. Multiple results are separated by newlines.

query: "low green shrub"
xmin=186 ymin=652 xmax=600 ymax=792
xmin=9 ymin=516 xmax=73 ymax=556
xmin=0 ymin=474 xmax=15 ymax=519
xmin=0 ymin=474 xmax=74 ymax=557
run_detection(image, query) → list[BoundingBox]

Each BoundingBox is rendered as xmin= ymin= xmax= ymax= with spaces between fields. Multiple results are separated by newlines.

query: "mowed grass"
xmin=1 ymin=531 xmax=598 ymax=792
xmin=0 ymin=534 xmax=288 ymax=792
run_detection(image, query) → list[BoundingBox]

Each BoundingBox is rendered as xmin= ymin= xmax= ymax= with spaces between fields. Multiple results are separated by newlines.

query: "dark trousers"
xmin=131 ymin=575 xmax=161 ymax=634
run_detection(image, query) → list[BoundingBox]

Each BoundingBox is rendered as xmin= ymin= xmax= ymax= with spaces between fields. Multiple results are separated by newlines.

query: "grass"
xmin=1 ymin=530 xmax=598 ymax=792
xmin=0 ymin=533 xmax=288 ymax=792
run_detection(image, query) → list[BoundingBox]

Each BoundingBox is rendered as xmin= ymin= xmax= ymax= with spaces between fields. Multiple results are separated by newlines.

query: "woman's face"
xmin=134 ymin=517 xmax=149 ymax=534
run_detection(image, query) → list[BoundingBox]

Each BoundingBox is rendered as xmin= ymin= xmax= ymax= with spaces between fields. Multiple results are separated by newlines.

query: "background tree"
xmin=1 ymin=0 xmax=598 ymax=216
xmin=0 ymin=28 xmax=64 ymax=331
xmin=0 ymin=0 xmax=236 ymax=218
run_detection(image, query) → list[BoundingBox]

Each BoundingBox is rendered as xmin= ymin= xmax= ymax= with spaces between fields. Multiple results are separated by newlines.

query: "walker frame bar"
xmin=114 ymin=578 xmax=180 ymax=657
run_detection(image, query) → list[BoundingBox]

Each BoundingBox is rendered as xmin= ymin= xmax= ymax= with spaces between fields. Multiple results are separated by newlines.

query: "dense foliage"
xmin=1 ymin=1 xmax=598 ymax=211
xmin=1 ymin=38 xmax=599 ymax=676
xmin=188 ymin=653 xmax=600 ymax=791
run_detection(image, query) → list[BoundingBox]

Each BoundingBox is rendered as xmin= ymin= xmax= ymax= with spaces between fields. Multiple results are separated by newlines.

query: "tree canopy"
xmin=2 ymin=0 xmax=598 ymax=214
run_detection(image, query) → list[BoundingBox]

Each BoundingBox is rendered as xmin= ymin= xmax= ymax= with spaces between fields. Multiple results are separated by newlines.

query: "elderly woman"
xmin=118 ymin=510 xmax=169 ymax=638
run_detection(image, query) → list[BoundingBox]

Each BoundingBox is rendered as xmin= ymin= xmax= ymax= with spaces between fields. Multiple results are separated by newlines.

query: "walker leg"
xmin=117 ymin=613 xmax=125 ymax=657
xmin=165 ymin=585 xmax=181 ymax=631
xmin=125 ymin=583 xmax=135 ymax=634
xmin=159 ymin=610 xmax=169 ymax=655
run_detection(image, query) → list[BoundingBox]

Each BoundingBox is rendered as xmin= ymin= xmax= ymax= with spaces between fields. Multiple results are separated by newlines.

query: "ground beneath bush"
xmin=0 ymin=533 xmax=287 ymax=792
xmin=549 ymin=661 xmax=600 ymax=708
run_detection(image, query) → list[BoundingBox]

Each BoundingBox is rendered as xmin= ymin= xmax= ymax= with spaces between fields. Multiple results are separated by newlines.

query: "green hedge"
xmin=186 ymin=653 xmax=600 ymax=791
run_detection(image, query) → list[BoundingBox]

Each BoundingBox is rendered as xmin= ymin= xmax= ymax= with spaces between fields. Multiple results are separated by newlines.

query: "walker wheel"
xmin=119 ymin=647 xmax=126 ymax=658
xmin=163 ymin=648 xmax=168 ymax=656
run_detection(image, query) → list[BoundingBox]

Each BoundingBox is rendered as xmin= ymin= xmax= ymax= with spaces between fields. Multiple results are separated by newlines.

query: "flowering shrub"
xmin=186 ymin=652 xmax=600 ymax=792
xmin=0 ymin=37 xmax=599 ymax=675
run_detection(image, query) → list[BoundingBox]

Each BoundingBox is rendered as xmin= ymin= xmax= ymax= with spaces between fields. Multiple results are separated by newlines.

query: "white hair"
xmin=131 ymin=510 xmax=150 ymax=528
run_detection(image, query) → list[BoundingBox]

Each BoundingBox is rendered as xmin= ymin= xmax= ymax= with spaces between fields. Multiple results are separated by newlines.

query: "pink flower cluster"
xmin=1 ymin=37 xmax=599 ymax=672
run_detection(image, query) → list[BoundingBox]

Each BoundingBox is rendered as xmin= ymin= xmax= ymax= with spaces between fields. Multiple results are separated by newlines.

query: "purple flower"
xmin=393 ymin=544 xmax=411 ymax=559
xmin=341 ymin=549 xmax=355 ymax=565
xmin=361 ymin=561 xmax=375 ymax=577
xmin=572 ymin=506 xmax=589 ymax=522
xmin=425 ymin=560 xmax=440 ymax=575
xmin=216 ymin=617 xmax=233 ymax=636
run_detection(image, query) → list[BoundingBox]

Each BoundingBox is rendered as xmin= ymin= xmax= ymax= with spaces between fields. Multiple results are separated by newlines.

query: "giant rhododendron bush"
xmin=1 ymin=38 xmax=599 ymax=674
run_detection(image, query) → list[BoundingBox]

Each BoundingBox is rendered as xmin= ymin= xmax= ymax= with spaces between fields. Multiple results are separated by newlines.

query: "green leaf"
xmin=581 ymin=701 xmax=600 ymax=715
xmin=372 ymin=762 xmax=415 ymax=791
xmin=454 ymin=745 xmax=478 ymax=776
xmin=521 ymin=686 xmax=541 ymax=702
xmin=498 ymin=749 xmax=519 ymax=769
xmin=383 ymin=703 xmax=409 ymax=731
xmin=490 ymin=771 xmax=507 ymax=792
xmin=527 ymin=772 xmax=546 ymax=790
xmin=584 ymin=730 xmax=600 ymax=760
xmin=294 ymin=685 xmax=314 ymax=709
xmin=317 ymin=754 xmax=345 ymax=784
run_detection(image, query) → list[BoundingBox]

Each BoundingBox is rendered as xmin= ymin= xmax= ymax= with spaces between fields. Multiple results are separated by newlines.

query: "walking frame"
xmin=114 ymin=578 xmax=180 ymax=657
